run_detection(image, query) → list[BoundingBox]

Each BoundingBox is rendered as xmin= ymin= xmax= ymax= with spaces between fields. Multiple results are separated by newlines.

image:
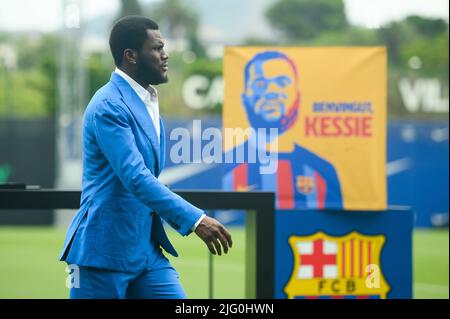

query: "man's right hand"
xmin=194 ymin=216 xmax=233 ymax=256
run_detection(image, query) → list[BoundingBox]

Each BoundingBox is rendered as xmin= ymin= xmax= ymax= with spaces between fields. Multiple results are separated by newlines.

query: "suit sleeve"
xmin=93 ymin=99 xmax=203 ymax=236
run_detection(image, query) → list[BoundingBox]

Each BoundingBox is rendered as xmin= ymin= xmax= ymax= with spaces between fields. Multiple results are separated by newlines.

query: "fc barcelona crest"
xmin=285 ymin=232 xmax=390 ymax=299
xmin=296 ymin=175 xmax=315 ymax=194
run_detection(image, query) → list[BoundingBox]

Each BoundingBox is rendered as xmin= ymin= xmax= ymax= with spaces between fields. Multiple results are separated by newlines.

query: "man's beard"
xmin=136 ymin=63 xmax=168 ymax=86
xmin=243 ymin=92 xmax=300 ymax=136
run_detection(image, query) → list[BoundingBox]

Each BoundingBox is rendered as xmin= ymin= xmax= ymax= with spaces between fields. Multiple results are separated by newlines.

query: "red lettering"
xmin=305 ymin=117 xmax=318 ymax=136
xmin=361 ymin=116 xmax=372 ymax=137
xmin=343 ymin=117 xmax=353 ymax=137
xmin=332 ymin=117 xmax=342 ymax=136
xmin=321 ymin=116 xmax=332 ymax=136
xmin=304 ymin=116 xmax=374 ymax=137
xmin=354 ymin=116 xmax=360 ymax=136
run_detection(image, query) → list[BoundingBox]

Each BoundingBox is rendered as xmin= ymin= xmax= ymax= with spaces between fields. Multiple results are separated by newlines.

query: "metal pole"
xmin=208 ymin=209 xmax=214 ymax=299
xmin=3 ymin=63 xmax=12 ymax=178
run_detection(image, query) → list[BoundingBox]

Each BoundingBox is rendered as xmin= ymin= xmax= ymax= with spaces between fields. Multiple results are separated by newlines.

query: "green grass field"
xmin=0 ymin=226 xmax=448 ymax=299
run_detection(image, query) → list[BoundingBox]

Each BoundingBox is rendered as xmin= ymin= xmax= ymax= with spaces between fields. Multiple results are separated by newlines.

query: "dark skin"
xmin=118 ymin=29 xmax=233 ymax=256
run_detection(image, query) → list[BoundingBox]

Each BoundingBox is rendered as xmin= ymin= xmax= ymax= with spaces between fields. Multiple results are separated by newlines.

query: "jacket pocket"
xmin=94 ymin=208 xmax=141 ymax=260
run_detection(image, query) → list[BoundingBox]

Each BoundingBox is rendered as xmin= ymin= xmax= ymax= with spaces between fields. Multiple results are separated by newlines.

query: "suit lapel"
xmin=159 ymin=116 xmax=166 ymax=176
xmin=110 ymin=73 xmax=160 ymax=173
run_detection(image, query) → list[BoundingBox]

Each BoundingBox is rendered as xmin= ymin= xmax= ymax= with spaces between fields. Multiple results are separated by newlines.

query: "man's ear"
xmin=124 ymin=49 xmax=137 ymax=65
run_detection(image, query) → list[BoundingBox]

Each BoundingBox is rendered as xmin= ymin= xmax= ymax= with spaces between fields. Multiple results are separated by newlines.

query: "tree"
xmin=118 ymin=0 xmax=142 ymax=18
xmin=152 ymin=0 xmax=206 ymax=57
xmin=86 ymin=52 xmax=114 ymax=100
xmin=378 ymin=15 xmax=448 ymax=66
xmin=266 ymin=0 xmax=348 ymax=40
xmin=153 ymin=0 xmax=196 ymax=38
xmin=404 ymin=15 xmax=448 ymax=38
xmin=312 ymin=26 xmax=380 ymax=46
xmin=0 ymin=34 xmax=60 ymax=117
xmin=399 ymin=32 xmax=449 ymax=79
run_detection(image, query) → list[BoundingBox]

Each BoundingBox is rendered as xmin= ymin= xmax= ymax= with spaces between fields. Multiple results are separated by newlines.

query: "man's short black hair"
xmin=109 ymin=15 xmax=159 ymax=66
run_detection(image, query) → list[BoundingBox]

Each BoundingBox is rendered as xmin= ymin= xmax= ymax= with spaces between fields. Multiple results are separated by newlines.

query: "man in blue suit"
xmin=60 ymin=16 xmax=232 ymax=299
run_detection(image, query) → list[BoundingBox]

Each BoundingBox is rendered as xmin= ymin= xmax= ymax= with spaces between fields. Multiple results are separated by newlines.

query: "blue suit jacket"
xmin=59 ymin=72 xmax=203 ymax=272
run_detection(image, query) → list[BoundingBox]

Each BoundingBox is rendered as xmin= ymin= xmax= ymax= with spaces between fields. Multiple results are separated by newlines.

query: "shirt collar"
xmin=115 ymin=67 xmax=157 ymax=103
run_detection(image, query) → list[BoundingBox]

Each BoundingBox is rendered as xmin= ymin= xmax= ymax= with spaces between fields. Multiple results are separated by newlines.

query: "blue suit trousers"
xmin=69 ymin=249 xmax=186 ymax=299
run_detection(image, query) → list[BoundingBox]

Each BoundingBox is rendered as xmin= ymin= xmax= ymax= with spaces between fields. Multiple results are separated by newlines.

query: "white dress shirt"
xmin=114 ymin=68 xmax=205 ymax=231
xmin=115 ymin=67 xmax=160 ymax=142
